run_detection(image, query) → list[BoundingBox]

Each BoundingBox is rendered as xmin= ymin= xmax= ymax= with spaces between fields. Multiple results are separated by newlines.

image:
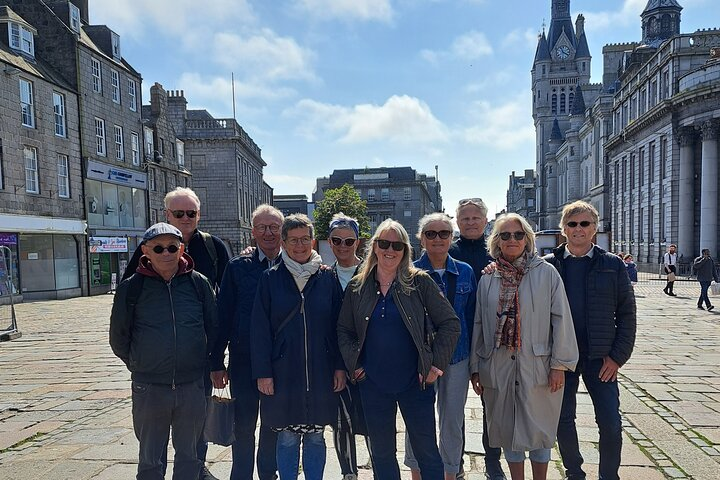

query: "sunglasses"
xmin=151 ymin=244 xmax=180 ymax=254
xmin=424 ymin=230 xmax=452 ymax=240
xmin=169 ymin=210 xmax=197 ymax=219
xmin=458 ymin=197 xmax=483 ymax=206
xmin=566 ymin=221 xmax=594 ymax=228
xmin=498 ymin=231 xmax=526 ymax=241
xmin=330 ymin=236 xmax=357 ymax=247
xmin=375 ymin=239 xmax=405 ymax=251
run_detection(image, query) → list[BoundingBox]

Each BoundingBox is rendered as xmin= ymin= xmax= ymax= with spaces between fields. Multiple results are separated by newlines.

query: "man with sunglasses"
xmin=110 ymin=223 xmax=218 ymax=480
xmin=447 ymin=198 xmax=502 ymax=480
xmin=544 ymin=201 xmax=636 ymax=480
xmin=210 ymin=204 xmax=284 ymax=480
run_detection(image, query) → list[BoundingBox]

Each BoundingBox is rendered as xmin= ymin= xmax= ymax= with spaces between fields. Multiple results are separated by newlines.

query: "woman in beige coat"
xmin=470 ymin=213 xmax=578 ymax=480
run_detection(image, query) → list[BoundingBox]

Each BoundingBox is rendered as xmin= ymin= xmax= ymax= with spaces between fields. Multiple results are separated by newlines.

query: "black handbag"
xmin=203 ymin=387 xmax=236 ymax=446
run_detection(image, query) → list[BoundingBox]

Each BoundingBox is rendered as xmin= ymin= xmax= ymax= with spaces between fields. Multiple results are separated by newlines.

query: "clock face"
xmin=557 ymin=45 xmax=571 ymax=60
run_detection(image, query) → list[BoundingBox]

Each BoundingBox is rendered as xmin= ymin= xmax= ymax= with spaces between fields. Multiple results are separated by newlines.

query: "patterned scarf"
xmin=494 ymin=252 xmax=529 ymax=350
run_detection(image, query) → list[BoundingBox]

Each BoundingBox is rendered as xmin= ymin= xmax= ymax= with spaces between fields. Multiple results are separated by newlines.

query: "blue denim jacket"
xmin=414 ymin=252 xmax=477 ymax=364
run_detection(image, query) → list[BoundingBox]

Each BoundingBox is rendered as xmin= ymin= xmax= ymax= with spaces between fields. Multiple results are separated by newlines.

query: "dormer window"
xmin=69 ymin=2 xmax=81 ymax=33
xmin=9 ymin=22 xmax=35 ymax=57
xmin=111 ymin=32 xmax=121 ymax=60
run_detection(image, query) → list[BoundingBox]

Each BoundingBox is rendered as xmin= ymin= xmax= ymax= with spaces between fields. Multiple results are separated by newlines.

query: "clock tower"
xmin=531 ymin=0 xmax=591 ymax=228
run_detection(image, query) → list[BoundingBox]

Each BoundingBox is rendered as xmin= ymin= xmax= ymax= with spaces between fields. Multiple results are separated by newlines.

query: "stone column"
xmin=677 ymin=128 xmax=695 ymax=260
xmin=700 ymin=120 xmax=719 ymax=257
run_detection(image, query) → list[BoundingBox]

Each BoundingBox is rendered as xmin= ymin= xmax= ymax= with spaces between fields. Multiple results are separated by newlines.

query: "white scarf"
xmin=282 ymin=250 xmax=322 ymax=291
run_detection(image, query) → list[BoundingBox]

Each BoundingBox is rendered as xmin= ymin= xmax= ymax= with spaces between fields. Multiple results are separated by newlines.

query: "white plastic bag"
xmin=710 ymin=281 xmax=720 ymax=296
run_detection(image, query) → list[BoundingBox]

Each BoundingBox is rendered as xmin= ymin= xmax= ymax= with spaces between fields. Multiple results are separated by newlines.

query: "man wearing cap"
xmin=210 ymin=204 xmax=283 ymax=480
xmin=110 ymin=223 xmax=218 ymax=480
xmin=448 ymin=198 xmax=502 ymax=480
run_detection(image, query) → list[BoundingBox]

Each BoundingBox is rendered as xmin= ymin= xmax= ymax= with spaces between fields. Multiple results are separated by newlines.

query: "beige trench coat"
xmin=469 ymin=253 xmax=578 ymax=452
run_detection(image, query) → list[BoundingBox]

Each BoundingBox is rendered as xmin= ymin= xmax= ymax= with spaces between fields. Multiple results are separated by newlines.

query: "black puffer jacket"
xmin=544 ymin=244 xmax=636 ymax=366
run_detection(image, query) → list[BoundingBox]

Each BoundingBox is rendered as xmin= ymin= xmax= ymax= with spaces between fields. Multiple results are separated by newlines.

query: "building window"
xmin=404 ymin=210 xmax=412 ymax=217
xmin=111 ymin=32 xmax=121 ymax=59
xmin=9 ymin=23 xmax=34 ymax=57
xmin=69 ymin=3 xmax=81 ymax=32
xmin=177 ymin=141 xmax=185 ymax=167
xmin=20 ymin=79 xmax=34 ymax=128
xmin=381 ymin=188 xmax=389 ymax=201
xmin=569 ymin=92 xmax=575 ymax=112
xmin=560 ymin=93 xmax=566 ymax=113
xmin=551 ymin=94 xmax=558 ymax=115
xmin=53 ymin=92 xmax=66 ymax=137
xmin=404 ymin=187 xmax=411 ymax=200
xmin=128 ymin=79 xmax=137 ymax=111
xmin=91 ymin=58 xmax=102 ymax=93
xmin=660 ymin=136 xmax=667 ymax=179
xmin=110 ymin=70 xmax=120 ymax=103
xmin=144 ymin=127 xmax=154 ymax=160
xmin=24 ymin=146 xmax=39 ymax=193
xmin=131 ymin=132 xmax=140 ymax=166
xmin=639 ymin=148 xmax=645 ymax=186
xmin=367 ymin=188 xmax=376 ymax=201
xmin=114 ymin=125 xmax=124 ymax=161
xmin=542 ymin=65 xmax=546 ymax=75
xmin=57 ymin=154 xmax=70 ymax=198
xmin=95 ymin=118 xmax=106 ymax=156
xmin=0 ymin=139 xmax=4 ymax=190
xmin=149 ymin=169 xmax=156 ymax=191
xmin=649 ymin=142 xmax=655 ymax=183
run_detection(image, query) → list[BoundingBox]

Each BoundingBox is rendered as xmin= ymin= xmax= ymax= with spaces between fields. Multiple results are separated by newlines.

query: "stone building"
xmin=506 ymin=170 xmax=538 ymax=229
xmin=0 ymin=6 xmax=86 ymax=300
xmin=141 ymin=83 xmax=191 ymax=226
xmin=166 ymin=91 xmax=269 ymax=255
xmin=313 ymin=167 xmax=442 ymax=254
xmin=273 ymin=194 xmax=310 ymax=217
xmin=7 ymin=0 xmax=147 ymax=295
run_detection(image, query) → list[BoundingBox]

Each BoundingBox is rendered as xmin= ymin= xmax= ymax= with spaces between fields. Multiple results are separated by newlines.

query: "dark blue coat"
xmin=448 ymin=235 xmax=492 ymax=281
xmin=250 ymin=263 xmax=344 ymax=429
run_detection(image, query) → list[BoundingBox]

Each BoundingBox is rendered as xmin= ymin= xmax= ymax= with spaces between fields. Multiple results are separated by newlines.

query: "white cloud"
xmin=465 ymin=69 xmax=518 ymax=93
xmin=286 ymin=95 xmax=448 ymax=144
xmin=293 ymin=0 xmax=393 ymax=22
xmin=582 ymin=0 xmax=646 ymax=31
xmin=212 ymin=30 xmax=319 ymax=84
xmin=502 ymin=28 xmax=540 ymax=51
xmin=463 ymin=92 xmax=535 ymax=150
xmin=421 ymin=31 xmax=493 ymax=64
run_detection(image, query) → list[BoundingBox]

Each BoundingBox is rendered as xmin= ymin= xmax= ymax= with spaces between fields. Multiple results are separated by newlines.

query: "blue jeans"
xmin=360 ymin=378 xmax=443 ymax=480
xmin=229 ymin=358 xmax=278 ymax=480
xmin=132 ymin=378 xmax=206 ymax=480
xmin=276 ymin=430 xmax=326 ymax=480
xmin=557 ymin=358 xmax=622 ymax=480
xmin=698 ymin=281 xmax=712 ymax=308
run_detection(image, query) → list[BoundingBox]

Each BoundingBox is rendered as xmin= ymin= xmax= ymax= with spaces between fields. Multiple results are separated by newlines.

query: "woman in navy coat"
xmin=251 ymin=214 xmax=345 ymax=480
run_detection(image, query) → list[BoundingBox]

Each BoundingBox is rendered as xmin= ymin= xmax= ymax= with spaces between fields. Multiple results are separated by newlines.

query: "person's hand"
xmin=240 ymin=245 xmax=256 ymax=256
xmin=257 ymin=377 xmax=274 ymax=395
xmin=470 ymin=373 xmax=483 ymax=396
xmin=333 ymin=370 xmax=347 ymax=392
xmin=482 ymin=261 xmax=497 ymax=276
xmin=549 ymin=368 xmax=565 ymax=393
xmin=210 ymin=370 xmax=228 ymax=389
xmin=353 ymin=367 xmax=366 ymax=383
xmin=423 ymin=366 xmax=443 ymax=385
xmin=319 ymin=264 xmax=332 ymax=271
xmin=599 ymin=356 xmax=620 ymax=382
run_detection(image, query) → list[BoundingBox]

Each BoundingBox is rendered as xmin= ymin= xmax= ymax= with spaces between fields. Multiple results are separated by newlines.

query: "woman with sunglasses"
xmin=337 ymin=218 xmax=460 ymax=480
xmin=470 ymin=213 xmax=578 ymax=480
xmin=251 ymin=214 xmax=346 ymax=480
xmin=403 ymin=213 xmax=476 ymax=480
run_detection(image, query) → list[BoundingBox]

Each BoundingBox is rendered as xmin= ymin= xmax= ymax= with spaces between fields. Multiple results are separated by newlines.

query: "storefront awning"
xmin=0 ymin=214 xmax=87 ymax=235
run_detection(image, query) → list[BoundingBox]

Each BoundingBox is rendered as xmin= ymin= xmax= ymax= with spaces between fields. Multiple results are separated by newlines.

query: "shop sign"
xmin=89 ymin=236 xmax=128 ymax=253
xmin=87 ymin=160 xmax=147 ymax=189
xmin=0 ymin=233 xmax=18 ymax=245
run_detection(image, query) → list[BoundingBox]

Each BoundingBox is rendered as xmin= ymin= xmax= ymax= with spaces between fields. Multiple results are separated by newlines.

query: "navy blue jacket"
xmin=448 ymin=235 xmax=492 ymax=281
xmin=414 ymin=253 xmax=477 ymax=364
xmin=210 ymin=249 xmax=279 ymax=371
xmin=544 ymin=244 xmax=636 ymax=366
xmin=251 ymin=263 xmax=344 ymax=429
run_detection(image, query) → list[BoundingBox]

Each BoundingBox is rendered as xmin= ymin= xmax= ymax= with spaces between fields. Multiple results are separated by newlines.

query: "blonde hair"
xmin=559 ymin=200 xmax=599 ymax=230
xmin=164 ymin=187 xmax=200 ymax=209
xmin=353 ymin=218 xmax=420 ymax=294
xmin=487 ymin=213 xmax=537 ymax=259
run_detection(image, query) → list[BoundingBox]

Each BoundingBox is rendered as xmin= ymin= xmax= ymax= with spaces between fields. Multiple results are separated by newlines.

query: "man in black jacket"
xmin=544 ymin=201 xmax=636 ymax=480
xmin=110 ymin=223 xmax=218 ymax=480
xmin=447 ymin=198 xmax=501 ymax=480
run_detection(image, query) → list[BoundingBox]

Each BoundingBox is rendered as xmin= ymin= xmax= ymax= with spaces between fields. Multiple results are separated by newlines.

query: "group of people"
xmin=110 ymin=187 xmax=638 ymax=480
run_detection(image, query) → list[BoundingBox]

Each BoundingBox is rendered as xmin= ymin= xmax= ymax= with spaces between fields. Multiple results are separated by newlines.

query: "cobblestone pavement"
xmin=0 ymin=278 xmax=718 ymax=479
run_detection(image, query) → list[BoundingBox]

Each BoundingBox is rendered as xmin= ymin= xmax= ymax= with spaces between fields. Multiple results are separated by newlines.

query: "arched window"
xmin=552 ymin=94 xmax=558 ymax=114
xmin=661 ymin=14 xmax=670 ymax=30
xmin=560 ymin=93 xmax=566 ymax=113
xmin=569 ymin=92 xmax=575 ymax=112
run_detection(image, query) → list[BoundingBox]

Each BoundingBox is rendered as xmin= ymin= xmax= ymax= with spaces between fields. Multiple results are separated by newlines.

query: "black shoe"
xmin=199 ymin=466 xmax=219 ymax=480
xmin=709 ymin=305 xmax=715 ymax=311
xmin=670 ymin=292 xmax=677 ymax=296
xmin=663 ymin=289 xmax=670 ymax=295
xmin=485 ymin=474 xmax=507 ymax=480
xmin=698 ymin=305 xmax=705 ymax=310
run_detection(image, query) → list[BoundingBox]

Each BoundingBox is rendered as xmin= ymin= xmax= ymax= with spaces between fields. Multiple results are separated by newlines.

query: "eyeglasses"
xmin=254 ymin=224 xmax=280 ymax=233
xmin=375 ymin=239 xmax=405 ymax=251
xmin=169 ymin=210 xmax=197 ymax=219
xmin=423 ymin=230 xmax=453 ymax=240
xmin=498 ymin=231 xmax=526 ymax=241
xmin=330 ymin=236 xmax=357 ymax=247
xmin=566 ymin=221 xmax=595 ymax=228
xmin=286 ymin=236 xmax=312 ymax=246
xmin=151 ymin=244 xmax=180 ymax=254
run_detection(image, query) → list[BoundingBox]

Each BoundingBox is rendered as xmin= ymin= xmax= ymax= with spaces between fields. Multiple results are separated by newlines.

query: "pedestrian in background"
xmin=663 ymin=244 xmax=678 ymax=296
xmin=470 ymin=213 xmax=578 ymax=480
xmin=623 ymin=254 xmax=638 ymax=284
xmin=693 ymin=249 xmax=718 ymax=311
xmin=110 ymin=223 xmax=218 ymax=480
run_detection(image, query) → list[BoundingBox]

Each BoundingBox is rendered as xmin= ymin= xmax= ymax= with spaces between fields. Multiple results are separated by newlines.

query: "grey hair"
xmin=456 ymin=197 xmax=488 ymax=218
xmin=487 ymin=213 xmax=536 ymax=259
xmin=164 ymin=187 xmax=200 ymax=209
xmin=416 ymin=212 xmax=454 ymax=240
xmin=281 ymin=213 xmax=314 ymax=240
xmin=252 ymin=204 xmax=284 ymax=224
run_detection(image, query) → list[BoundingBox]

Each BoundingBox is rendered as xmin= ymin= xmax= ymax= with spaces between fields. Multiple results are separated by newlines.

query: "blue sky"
xmin=90 ymin=0 xmax=718 ymax=218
